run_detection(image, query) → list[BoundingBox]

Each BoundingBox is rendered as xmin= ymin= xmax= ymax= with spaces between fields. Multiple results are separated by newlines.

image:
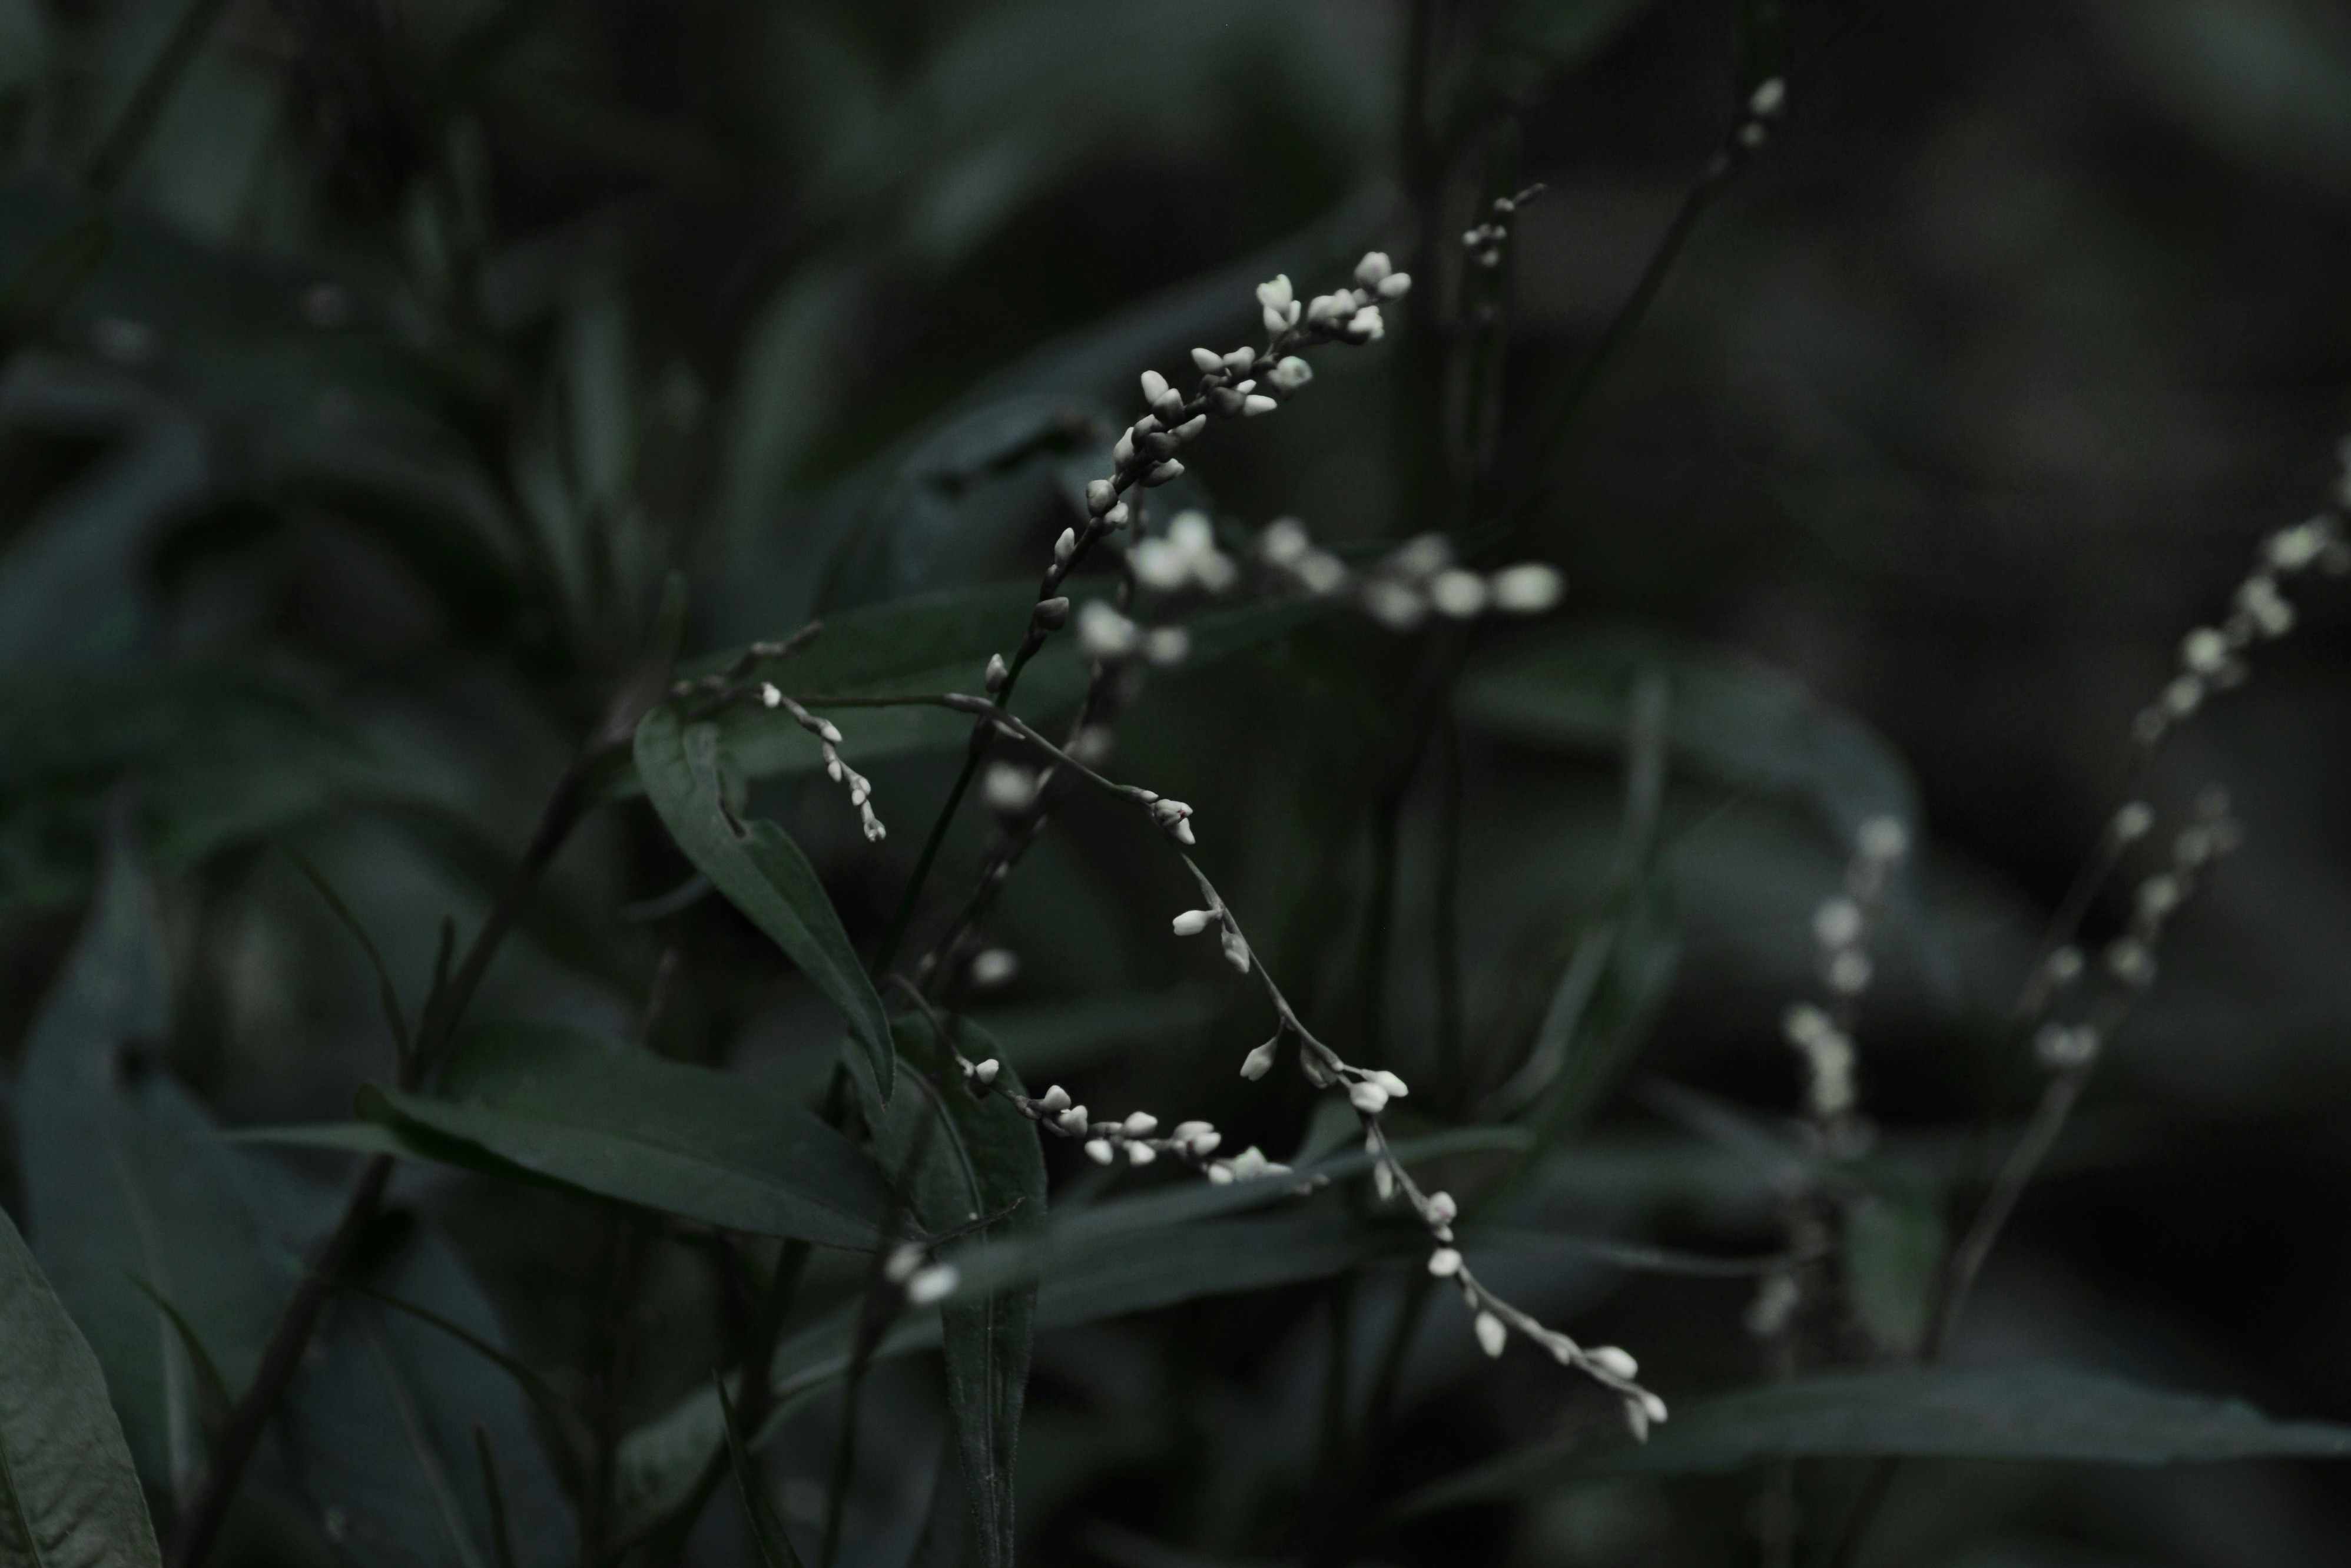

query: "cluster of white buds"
xmin=1460 ymin=185 xmax=1546 ymax=271
xmin=1781 ymin=1003 xmax=1855 ymax=1121
xmin=762 ymin=685 xmax=884 ymax=841
xmin=1735 ymin=75 xmax=1789 ymax=152
xmin=1076 ymin=599 xmax=1191 ymax=668
xmin=883 ymin=1242 xmax=960 ymax=1307
xmin=1255 ymin=251 xmax=1409 ymax=347
xmin=2134 ymin=512 xmax=2346 ymax=746
xmin=1131 ymin=510 xmax=1239 ymax=597
xmin=952 ymin=1071 xmax=1231 ymax=1174
xmin=1818 ymin=815 xmax=1908 ymax=999
xmin=1254 ymin=517 xmax=1565 ymax=631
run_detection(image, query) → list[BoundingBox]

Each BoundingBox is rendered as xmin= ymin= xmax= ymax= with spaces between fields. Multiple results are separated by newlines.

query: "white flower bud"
xmin=2114 ymin=801 xmax=2154 ymax=841
xmin=1372 ymin=1070 xmax=1409 ymax=1098
xmin=1086 ymin=479 xmax=1118 ymax=515
xmin=970 ymin=948 xmax=1019 ymax=989
xmin=1355 ymin=251 xmax=1393 ymax=287
xmin=1266 ymin=356 xmax=1313 ymax=392
xmin=884 ymin=1243 xmax=924 ymax=1282
xmin=1206 ymin=1163 xmax=1233 ymax=1185
xmin=1040 ymin=1085 xmax=1070 ymax=1112
xmin=1428 ymin=569 xmax=1488 ymax=618
xmin=1372 ymin=1161 xmax=1395 ymax=1200
xmin=1254 ymin=274 xmax=1294 ymax=312
xmin=1171 ymin=908 xmax=1216 ymax=937
xmin=1128 ymin=1141 xmax=1157 ymax=1165
xmin=1231 ymin=1146 xmax=1269 ymax=1178
xmin=1347 ymin=1079 xmax=1390 ymax=1115
xmin=1223 ymin=347 xmax=1255 ymax=372
xmin=1187 ymin=1129 xmax=1221 ymax=1155
xmin=1145 ymin=459 xmax=1184 ymax=486
xmin=1085 ymin=1139 xmax=1114 ymax=1165
xmin=2181 ymin=626 xmax=2229 ymax=675
xmin=1474 ymin=1312 xmax=1507 ymax=1358
xmin=1428 ymin=1248 xmax=1462 ymax=1277
xmin=760 ymin=682 xmax=781 ymax=708
xmin=1856 ymin=815 xmax=1909 ymax=863
xmin=1140 ymin=369 xmax=1170 ymax=405
xmin=1122 ymin=1112 xmax=1158 ymax=1136
xmin=974 ymin=1059 xmax=1000 ymax=1084
xmin=1376 ymin=272 xmax=1411 ymax=299
xmin=1150 ymin=797 xmax=1195 ymax=837
xmin=906 ymin=1263 xmax=960 ymax=1305
xmin=1144 ymin=626 xmax=1192 ymax=667
xmin=1053 ymin=527 xmax=1077 ymax=565
xmin=1749 ymin=76 xmax=1787 ymax=118
xmin=1219 ymin=928 xmax=1250 ymax=972
xmin=2106 ymin=938 xmax=2156 ymax=987
xmin=1589 ymin=1345 xmax=1639 ymax=1379
xmin=1345 ymin=305 xmax=1384 ymax=339
xmin=1241 ymin=393 xmax=1278 ymax=416
xmin=1191 ymin=346 xmax=1222 ymax=372
xmin=1240 ymin=1039 xmax=1278 ymax=1079
xmin=1427 ymin=1191 xmax=1457 ymax=1224
xmin=1298 ymin=551 xmax=1348 ymax=596
xmin=1112 ymin=429 xmax=1134 ymax=467
xmin=981 ymin=762 xmax=1038 ymax=814
xmin=1812 ymin=896 xmax=1863 ymax=949
xmin=1077 ymin=600 xmax=1141 ymax=661
xmin=1489 ymin=562 xmax=1564 ymax=613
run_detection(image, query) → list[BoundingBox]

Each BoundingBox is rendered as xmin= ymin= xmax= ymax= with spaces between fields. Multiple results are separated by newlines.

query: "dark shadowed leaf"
xmin=361 ymin=1020 xmax=896 ymax=1248
xmin=717 ymin=1379 xmax=807 ymax=1568
xmin=1405 ymin=1365 xmax=2351 ymax=1512
xmin=849 ymin=1017 xmax=1046 ymax=1568
xmin=635 ymin=704 xmax=893 ymax=1096
xmin=0 ymin=1204 xmax=163 ymax=1568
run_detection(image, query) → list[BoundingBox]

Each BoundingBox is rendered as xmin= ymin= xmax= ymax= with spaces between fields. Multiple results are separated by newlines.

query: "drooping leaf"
xmin=634 ymin=704 xmax=893 ymax=1097
xmin=848 ymin=1017 xmax=1046 ymax=1568
xmin=15 ymin=827 xmax=299 ymax=1498
xmin=360 ymin=1020 xmax=897 ymax=1249
xmin=278 ymin=1223 xmax=576 ymax=1568
xmin=0 ymin=1204 xmax=163 ymax=1568
xmin=1405 ymin=1365 xmax=2351 ymax=1512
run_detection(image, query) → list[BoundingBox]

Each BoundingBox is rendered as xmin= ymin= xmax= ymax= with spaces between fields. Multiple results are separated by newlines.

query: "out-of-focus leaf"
xmin=359 ymin=1020 xmax=896 ymax=1249
xmin=15 ymin=826 xmax=297 ymax=1498
xmin=0 ymin=661 xmax=382 ymax=919
xmin=279 ymin=1224 xmax=576 ymax=1568
xmin=122 ymin=1275 xmax=231 ymax=1456
xmin=0 ymin=365 xmax=207 ymax=668
xmin=2094 ymin=0 xmax=2351 ymax=188
xmin=849 ymin=1017 xmax=1046 ymax=1568
xmin=635 ymin=705 xmax=893 ymax=1096
xmin=1842 ymin=1177 xmax=1947 ymax=1358
xmin=818 ymin=395 xmax=1109 ymax=612
xmin=1405 ymin=1366 xmax=2351 ymax=1510
xmin=717 ymin=1379 xmax=805 ymax=1568
xmin=1457 ymin=622 xmax=1921 ymax=844
xmin=0 ymin=1203 xmax=163 ymax=1568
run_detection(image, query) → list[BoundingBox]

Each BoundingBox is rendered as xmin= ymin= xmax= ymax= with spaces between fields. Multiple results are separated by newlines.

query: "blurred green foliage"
xmin=5 ymin=1 xmax=2351 ymax=1567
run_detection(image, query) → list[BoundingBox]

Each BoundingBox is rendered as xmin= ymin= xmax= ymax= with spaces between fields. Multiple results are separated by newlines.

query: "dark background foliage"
xmin=5 ymin=0 xmax=2351 ymax=1564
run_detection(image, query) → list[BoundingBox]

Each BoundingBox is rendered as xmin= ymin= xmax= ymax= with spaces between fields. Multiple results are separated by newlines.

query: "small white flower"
xmin=1428 ymin=569 xmax=1488 ymax=618
xmin=1077 ymin=601 xmax=1142 ymax=661
xmin=1354 ymin=251 xmax=1393 ymax=288
xmin=1345 ymin=305 xmax=1384 ymax=339
xmin=1488 ymin=562 xmax=1564 ymax=613
xmin=1347 ymin=1079 xmax=1390 ymax=1115
xmin=1427 ymin=1248 xmax=1463 ymax=1277
xmin=1223 ymin=347 xmax=1256 ymax=371
xmin=1240 ymin=1039 xmax=1278 ymax=1079
xmin=974 ymin=1059 xmax=1000 ymax=1084
xmin=1426 ymin=1191 xmax=1457 ymax=1224
xmin=1150 ymin=798 xmax=1197 ymax=844
xmin=1255 ymin=274 xmax=1294 ymax=313
xmin=969 ymin=948 xmax=1019 ymax=989
xmin=2181 ymin=626 xmax=2229 ymax=676
xmin=1057 ymin=1106 xmax=1088 ymax=1132
xmin=1588 ymin=1345 xmax=1639 ymax=1379
xmin=1474 ymin=1311 xmax=1507 ymax=1358
xmin=2114 ymin=801 xmax=2154 ymax=841
xmin=1085 ymin=1139 xmax=1115 ymax=1165
xmin=760 ymin=683 xmax=782 ymax=708
xmin=1749 ymin=76 xmax=1788 ymax=118
xmin=1307 ymin=292 xmax=1352 ymax=326
xmin=906 ymin=1264 xmax=960 ymax=1305
xmin=1172 ymin=909 xmax=1216 ymax=936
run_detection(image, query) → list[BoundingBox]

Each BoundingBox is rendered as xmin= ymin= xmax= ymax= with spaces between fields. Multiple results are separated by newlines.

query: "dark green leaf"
xmin=0 ymin=1203 xmax=163 ymax=1568
xmin=279 ymin=1224 xmax=577 ymax=1568
xmin=121 ymin=1275 xmax=231 ymax=1457
xmin=1405 ymin=1366 xmax=2351 ymax=1511
xmin=1457 ymin=622 xmax=1920 ymax=846
xmin=634 ymin=704 xmax=894 ymax=1097
xmin=362 ymin=1020 xmax=897 ymax=1249
xmin=473 ymin=1426 xmax=520 ymax=1568
xmin=1842 ymin=1179 xmax=1947 ymax=1358
xmin=850 ymin=1017 xmax=1046 ymax=1568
